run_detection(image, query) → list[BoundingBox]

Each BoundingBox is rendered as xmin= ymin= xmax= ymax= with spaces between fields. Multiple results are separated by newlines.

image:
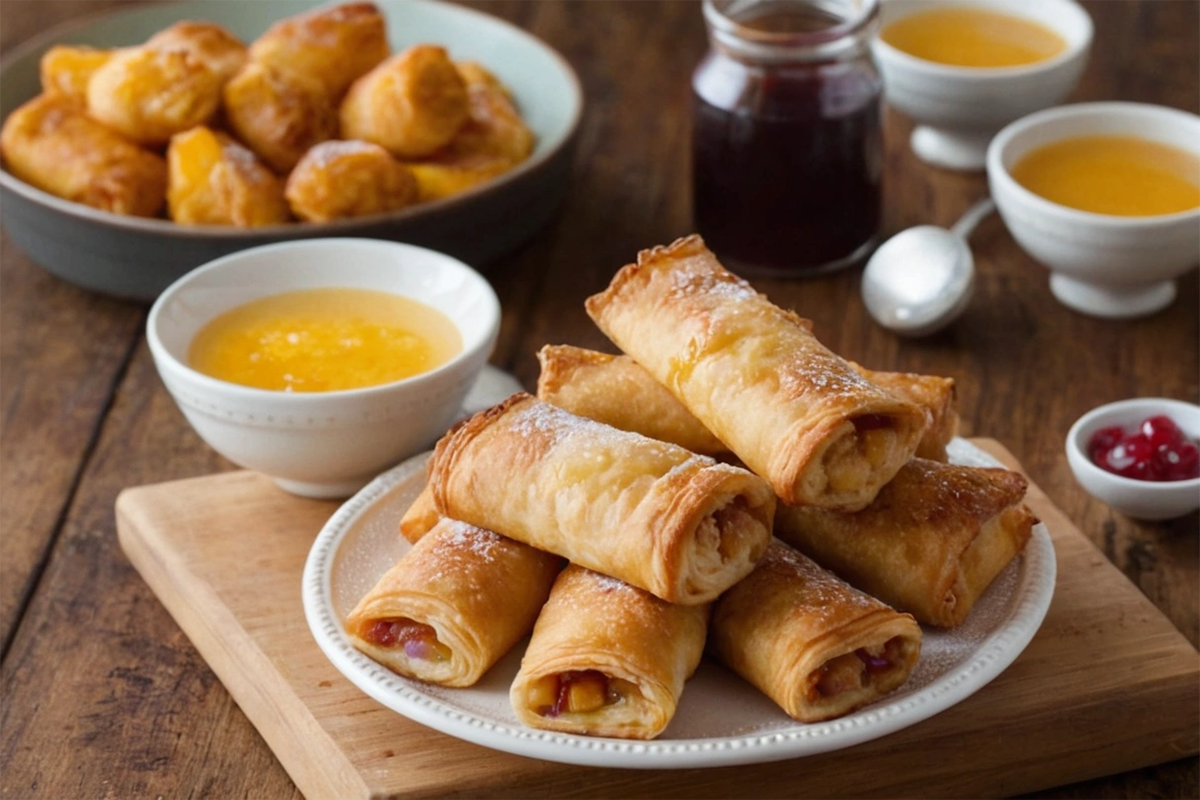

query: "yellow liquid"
xmin=881 ymin=8 xmax=1067 ymax=68
xmin=1010 ymin=136 xmax=1200 ymax=217
xmin=189 ymin=288 xmax=462 ymax=392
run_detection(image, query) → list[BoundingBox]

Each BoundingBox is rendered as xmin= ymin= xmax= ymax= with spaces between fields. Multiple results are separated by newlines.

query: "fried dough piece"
xmin=223 ymin=61 xmax=338 ymax=174
xmin=340 ymin=45 xmax=469 ymax=159
xmin=167 ymin=125 xmax=289 ymax=226
xmin=1 ymin=94 xmax=166 ymax=216
xmin=406 ymin=61 xmax=534 ymax=201
xmin=145 ymin=21 xmax=248 ymax=83
xmin=86 ymin=45 xmax=222 ymax=147
xmin=285 ymin=140 xmax=419 ymax=222
xmin=249 ymin=2 xmax=389 ymax=100
xmin=39 ymin=45 xmax=113 ymax=104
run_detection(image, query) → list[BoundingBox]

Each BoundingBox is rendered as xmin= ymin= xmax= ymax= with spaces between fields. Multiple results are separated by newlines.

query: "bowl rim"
xmin=871 ymin=0 xmax=1093 ymax=79
xmin=1065 ymin=397 xmax=1200 ymax=492
xmin=146 ymin=237 xmax=501 ymax=403
xmin=0 ymin=0 xmax=585 ymax=237
xmin=987 ymin=101 xmax=1200 ymax=227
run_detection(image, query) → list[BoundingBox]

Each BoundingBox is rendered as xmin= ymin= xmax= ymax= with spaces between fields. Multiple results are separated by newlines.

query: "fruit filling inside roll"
xmin=527 ymin=670 xmax=642 ymax=718
xmin=816 ymin=413 xmax=914 ymax=497
xmin=359 ymin=618 xmax=451 ymax=662
xmin=807 ymin=636 xmax=912 ymax=705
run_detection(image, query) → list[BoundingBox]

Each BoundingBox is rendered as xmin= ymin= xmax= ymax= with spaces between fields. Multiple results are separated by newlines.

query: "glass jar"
xmin=691 ymin=0 xmax=883 ymax=277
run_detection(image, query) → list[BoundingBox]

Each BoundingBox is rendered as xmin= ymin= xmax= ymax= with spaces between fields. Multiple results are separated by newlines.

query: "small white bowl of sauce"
xmin=147 ymin=238 xmax=500 ymax=498
xmin=988 ymin=102 xmax=1200 ymax=318
xmin=872 ymin=0 xmax=1093 ymax=171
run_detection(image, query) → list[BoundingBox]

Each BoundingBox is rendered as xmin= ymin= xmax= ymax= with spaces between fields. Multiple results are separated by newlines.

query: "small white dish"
xmin=147 ymin=238 xmax=501 ymax=499
xmin=872 ymin=0 xmax=1092 ymax=171
xmin=302 ymin=439 xmax=1057 ymax=768
xmin=988 ymin=102 xmax=1200 ymax=319
xmin=1066 ymin=398 xmax=1200 ymax=520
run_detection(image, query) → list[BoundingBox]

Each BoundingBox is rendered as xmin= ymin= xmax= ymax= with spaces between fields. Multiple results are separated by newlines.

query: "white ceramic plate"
xmin=302 ymin=438 xmax=1056 ymax=768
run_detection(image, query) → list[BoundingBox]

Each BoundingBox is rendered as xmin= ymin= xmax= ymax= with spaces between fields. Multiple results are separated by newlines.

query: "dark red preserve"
xmin=692 ymin=0 xmax=883 ymax=276
xmin=1088 ymin=414 xmax=1200 ymax=482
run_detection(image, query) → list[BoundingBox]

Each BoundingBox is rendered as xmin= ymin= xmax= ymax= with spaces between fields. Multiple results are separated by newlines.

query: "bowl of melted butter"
xmin=872 ymin=0 xmax=1093 ymax=171
xmin=988 ymin=101 xmax=1200 ymax=319
xmin=148 ymin=238 xmax=500 ymax=498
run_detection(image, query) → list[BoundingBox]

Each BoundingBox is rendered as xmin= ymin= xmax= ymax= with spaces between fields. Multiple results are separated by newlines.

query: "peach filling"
xmin=807 ymin=636 xmax=905 ymax=701
xmin=363 ymin=618 xmax=451 ymax=662
xmin=826 ymin=416 xmax=897 ymax=493
xmin=529 ymin=670 xmax=628 ymax=717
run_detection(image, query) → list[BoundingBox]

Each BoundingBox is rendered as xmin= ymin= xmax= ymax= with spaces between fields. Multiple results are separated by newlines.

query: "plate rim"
xmin=301 ymin=438 xmax=1057 ymax=768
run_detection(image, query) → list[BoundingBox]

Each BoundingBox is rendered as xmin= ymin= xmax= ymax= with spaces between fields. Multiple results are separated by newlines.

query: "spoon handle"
xmin=951 ymin=198 xmax=996 ymax=241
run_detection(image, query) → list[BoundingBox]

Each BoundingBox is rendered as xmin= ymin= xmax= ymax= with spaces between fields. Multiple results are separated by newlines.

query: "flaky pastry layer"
xmin=428 ymin=393 xmax=775 ymax=604
xmin=345 ymin=518 xmax=560 ymax=687
xmin=585 ymin=235 xmax=926 ymax=510
xmin=774 ymin=459 xmax=1036 ymax=628
xmin=709 ymin=540 xmax=921 ymax=722
xmin=510 ymin=565 xmax=709 ymax=739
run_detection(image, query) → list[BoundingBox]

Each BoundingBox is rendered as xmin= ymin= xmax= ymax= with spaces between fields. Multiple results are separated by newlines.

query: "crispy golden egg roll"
xmin=249 ymin=1 xmax=389 ymax=100
xmin=340 ymin=45 xmax=469 ymax=159
xmin=406 ymin=61 xmax=535 ymax=201
xmin=510 ymin=565 xmax=709 ymax=739
xmin=167 ymin=125 xmax=289 ymax=226
xmin=222 ymin=61 xmax=339 ymax=173
xmin=345 ymin=518 xmax=561 ymax=687
xmin=145 ymin=21 xmax=248 ymax=83
xmin=537 ymin=344 xmax=958 ymax=463
xmin=850 ymin=362 xmax=958 ymax=462
xmin=586 ymin=235 xmax=927 ymax=510
xmin=429 ymin=393 xmax=775 ymax=605
xmin=39 ymin=45 xmax=113 ymax=104
xmin=86 ymin=45 xmax=222 ymax=147
xmin=285 ymin=140 xmax=419 ymax=222
xmin=709 ymin=540 xmax=921 ymax=723
xmin=399 ymin=483 xmax=440 ymax=544
xmin=536 ymin=344 xmax=728 ymax=456
xmin=774 ymin=458 xmax=1036 ymax=628
xmin=1 ymin=94 xmax=166 ymax=217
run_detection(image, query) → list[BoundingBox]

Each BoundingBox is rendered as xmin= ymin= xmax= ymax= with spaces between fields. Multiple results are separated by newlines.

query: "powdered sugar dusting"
xmin=301 ymin=139 xmax=380 ymax=168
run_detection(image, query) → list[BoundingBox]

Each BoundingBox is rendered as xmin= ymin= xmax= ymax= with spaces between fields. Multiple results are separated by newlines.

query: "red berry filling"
xmin=1088 ymin=414 xmax=1200 ymax=482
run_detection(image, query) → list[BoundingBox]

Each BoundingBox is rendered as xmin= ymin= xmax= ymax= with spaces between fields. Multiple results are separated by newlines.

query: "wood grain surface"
xmin=112 ymin=439 xmax=1200 ymax=800
xmin=1 ymin=1 xmax=1197 ymax=798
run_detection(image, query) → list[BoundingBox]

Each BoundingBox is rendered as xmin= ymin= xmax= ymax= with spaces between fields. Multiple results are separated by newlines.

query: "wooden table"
xmin=1 ymin=1 xmax=1196 ymax=797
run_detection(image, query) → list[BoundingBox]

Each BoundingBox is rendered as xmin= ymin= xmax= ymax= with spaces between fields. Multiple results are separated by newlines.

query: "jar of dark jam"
xmin=692 ymin=0 xmax=883 ymax=276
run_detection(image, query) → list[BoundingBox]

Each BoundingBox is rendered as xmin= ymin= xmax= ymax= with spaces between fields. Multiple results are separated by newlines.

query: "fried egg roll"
xmin=429 ymin=393 xmax=775 ymax=605
xmin=537 ymin=344 xmax=959 ymax=467
xmin=398 ymin=483 xmax=439 ymax=544
xmin=586 ymin=235 xmax=927 ymax=510
xmin=145 ymin=21 xmax=248 ymax=83
xmin=774 ymin=459 xmax=1036 ymax=628
xmin=709 ymin=540 xmax=922 ymax=723
xmin=510 ymin=565 xmax=709 ymax=739
xmin=223 ymin=61 xmax=339 ymax=174
xmin=167 ymin=126 xmax=289 ymax=226
xmin=345 ymin=518 xmax=560 ymax=687
xmin=1 ymin=94 xmax=166 ymax=217
xmin=850 ymin=363 xmax=958 ymax=462
xmin=536 ymin=345 xmax=728 ymax=456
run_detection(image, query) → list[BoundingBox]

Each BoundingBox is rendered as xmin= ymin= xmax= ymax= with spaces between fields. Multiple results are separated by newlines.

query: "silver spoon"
xmin=861 ymin=198 xmax=995 ymax=337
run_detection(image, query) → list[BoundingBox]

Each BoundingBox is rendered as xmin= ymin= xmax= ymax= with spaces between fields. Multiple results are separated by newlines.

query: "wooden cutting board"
xmin=115 ymin=439 xmax=1199 ymax=800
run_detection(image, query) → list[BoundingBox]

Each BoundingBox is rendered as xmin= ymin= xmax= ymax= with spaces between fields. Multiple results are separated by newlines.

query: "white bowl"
xmin=147 ymin=238 xmax=500 ymax=499
xmin=1066 ymin=398 xmax=1200 ymax=521
xmin=872 ymin=0 xmax=1092 ymax=171
xmin=988 ymin=102 xmax=1200 ymax=319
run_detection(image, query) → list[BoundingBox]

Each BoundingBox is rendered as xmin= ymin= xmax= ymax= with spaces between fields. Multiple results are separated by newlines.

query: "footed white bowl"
xmin=872 ymin=0 xmax=1092 ymax=171
xmin=147 ymin=238 xmax=500 ymax=499
xmin=988 ymin=102 xmax=1200 ymax=319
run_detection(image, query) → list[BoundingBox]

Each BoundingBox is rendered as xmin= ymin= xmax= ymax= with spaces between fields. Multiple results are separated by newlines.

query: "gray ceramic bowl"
xmin=0 ymin=0 xmax=582 ymax=301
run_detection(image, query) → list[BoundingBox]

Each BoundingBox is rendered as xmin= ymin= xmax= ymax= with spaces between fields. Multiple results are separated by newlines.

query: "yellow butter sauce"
xmin=189 ymin=288 xmax=462 ymax=392
xmin=1010 ymin=136 xmax=1200 ymax=217
xmin=880 ymin=7 xmax=1067 ymax=68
